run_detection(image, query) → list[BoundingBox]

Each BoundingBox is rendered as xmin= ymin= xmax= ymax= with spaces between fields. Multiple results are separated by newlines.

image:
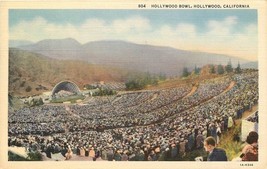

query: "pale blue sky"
xmin=9 ymin=9 xmax=258 ymax=60
xmin=9 ymin=9 xmax=257 ymax=32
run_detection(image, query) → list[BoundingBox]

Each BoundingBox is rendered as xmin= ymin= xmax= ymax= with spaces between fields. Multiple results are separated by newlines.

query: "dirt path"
xmin=223 ymin=81 xmax=236 ymax=94
xmin=180 ymin=80 xmax=234 ymax=99
xmin=184 ymin=86 xmax=197 ymax=98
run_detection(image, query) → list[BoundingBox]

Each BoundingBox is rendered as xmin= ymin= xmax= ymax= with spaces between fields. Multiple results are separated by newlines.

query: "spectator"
xmin=240 ymin=131 xmax=258 ymax=161
xmin=79 ymin=147 xmax=85 ymax=157
xmin=121 ymin=151 xmax=129 ymax=161
xmin=65 ymin=146 xmax=73 ymax=160
xmin=107 ymin=147 xmax=114 ymax=161
xmin=204 ymin=136 xmax=227 ymax=161
xmin=196 ymin=131 xmax=204 ymax=149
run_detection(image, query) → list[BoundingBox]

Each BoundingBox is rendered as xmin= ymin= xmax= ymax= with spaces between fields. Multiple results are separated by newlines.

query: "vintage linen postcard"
xmin=0 ymin=0 xmax=267 ymax=169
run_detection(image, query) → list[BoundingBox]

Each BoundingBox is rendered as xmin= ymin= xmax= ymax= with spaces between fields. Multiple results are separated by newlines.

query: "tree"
xmin=25 ymin=86 xmax=32 ymax=92
xmin=20 ymin=81 xmax=26 ymax=87
xmin=27 ymin=97 xmax=44 ymax=107
xmin=235 ymin=61 xmax=242 ymax=73
xmin=217 ymin=64 xmax=225 ymax=75
xmin=84 ymin=84 xmax=97 ymax=90
xmin=158 ymin=72 xmax=167 ymax=81
xmin=151 ymin=76 xmax=158 ymax=85
xmin=210 ymin=65 xmax=216 ymax=74
xmin=27 ymin=151 xmax=42 ymax=161
xmin=37 ymin=98 xmax=44 ymax=106
xmin=225 ymin=59 xmax=233 ymax=73
xmin=182 ymin=67 xmax=190 ymax=77
xmin=194 ymin=65 xmax=201 ymax=75
xmin=125 ymin=72 xmax=159 ymax=90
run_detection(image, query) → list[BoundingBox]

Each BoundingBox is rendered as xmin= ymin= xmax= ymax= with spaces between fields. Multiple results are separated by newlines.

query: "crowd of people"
xmin=246 ymin=111 xmax=258 ymax=123
xmin=8 ymin=71 xmax=259 ymax=161
xmin=53 ymin=90 xmax=76 ymax=99
xmin=9 ymin=105 xmax=67 ymax=135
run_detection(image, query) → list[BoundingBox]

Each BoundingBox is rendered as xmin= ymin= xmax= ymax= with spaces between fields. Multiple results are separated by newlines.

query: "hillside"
xmin=17 ymin=38 xmax=251 ymax=76
xmin=18 ymin=38 xmax=83 ymax=60
xmin=145 ymin=65 xmax=220 ymax=90
xmin=241 ymin=61 xmax=258 ymax=69
xmin=9 ymin=48 xmax=128 ymax=96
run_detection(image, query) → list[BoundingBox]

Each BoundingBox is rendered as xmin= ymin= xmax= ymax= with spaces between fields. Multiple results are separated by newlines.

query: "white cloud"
xmin=10 ymin=17 xmax=79 ymax=42
xmin=112 ymin=16 xmax=151 ymax=33
xmin=152 ymin=23 xmax=197 ymax=50
xmin=182 ymin=16 xmax=258 ymax=60
xmin=175 ymin=23 xmax=196 ymax=38
xmin=206 ymin=16 xmax=237 ymax=36
xmin=10 ymin=16 xmax=151 ymax=43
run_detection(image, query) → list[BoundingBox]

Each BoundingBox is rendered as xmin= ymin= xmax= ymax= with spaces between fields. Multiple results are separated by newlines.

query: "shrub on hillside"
xmin=25 ymin=86 xmax=32 ymax=92
xmin=27 ymin=151 xmax=42 ymax=161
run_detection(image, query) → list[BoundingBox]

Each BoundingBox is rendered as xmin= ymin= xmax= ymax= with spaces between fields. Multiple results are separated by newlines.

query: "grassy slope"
xmin=146 ymin=69 xmax=220 ymax=90
xmin=218 ymin=124 xmax=243 ymax=161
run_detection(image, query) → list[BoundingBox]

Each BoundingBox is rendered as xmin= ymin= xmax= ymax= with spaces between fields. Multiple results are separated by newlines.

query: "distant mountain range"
xmin=14 ymin=38 xmax=256 ymax=76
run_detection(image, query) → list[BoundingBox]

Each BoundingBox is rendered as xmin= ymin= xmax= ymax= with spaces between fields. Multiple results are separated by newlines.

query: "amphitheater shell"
xmin=51 ymin=81 xmax=81 ymax=97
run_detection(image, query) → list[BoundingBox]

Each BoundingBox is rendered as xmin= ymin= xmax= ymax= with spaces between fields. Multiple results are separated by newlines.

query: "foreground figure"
xmin=204 ymin=136 xmax=227 ymax=161
xmin=241 ymin=131 xmax=258 ymax=161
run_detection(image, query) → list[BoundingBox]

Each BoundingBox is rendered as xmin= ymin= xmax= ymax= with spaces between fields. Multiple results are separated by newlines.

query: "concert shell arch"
xmin=51 ymin=81 xmax=81 ymax=97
